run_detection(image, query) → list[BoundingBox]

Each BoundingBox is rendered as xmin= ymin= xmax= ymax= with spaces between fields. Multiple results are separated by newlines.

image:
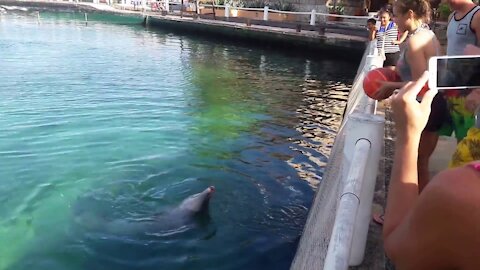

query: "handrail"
xmin=290 ymin=42 xmax=385 ymax=270
xmin=322 ymin=42 xmax=385 ymax=269
xmin=268 ymin=9 xmax=310 ymax=15
xmin=197 ymin=3 xmax=374 ymax=19
xmin=324 ymin=138 xmax=371 ymax=270
xmin=199 ymin=4 xmax=264 ymax=11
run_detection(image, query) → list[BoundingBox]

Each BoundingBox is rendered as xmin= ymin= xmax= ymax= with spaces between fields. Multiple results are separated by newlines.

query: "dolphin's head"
xmin=179 ymin=186 xmax=215 ymax=216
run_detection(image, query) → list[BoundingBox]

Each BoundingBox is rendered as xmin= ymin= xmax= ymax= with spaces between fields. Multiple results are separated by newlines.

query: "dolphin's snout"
xmin=206 ymin=186 xmax=215 ymax=199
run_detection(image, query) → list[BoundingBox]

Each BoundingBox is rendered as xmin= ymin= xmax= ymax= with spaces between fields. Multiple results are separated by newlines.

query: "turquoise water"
xmin=0 ymin=11 xmax=357 ymax=270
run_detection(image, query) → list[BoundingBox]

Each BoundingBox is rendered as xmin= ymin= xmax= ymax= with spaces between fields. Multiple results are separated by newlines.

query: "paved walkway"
xmin=430 ymin=136 xmax=457 ymax=176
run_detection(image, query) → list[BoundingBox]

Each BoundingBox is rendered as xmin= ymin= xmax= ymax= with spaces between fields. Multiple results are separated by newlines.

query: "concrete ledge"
xmin=147 ymin=15 xmax=366 ymax=60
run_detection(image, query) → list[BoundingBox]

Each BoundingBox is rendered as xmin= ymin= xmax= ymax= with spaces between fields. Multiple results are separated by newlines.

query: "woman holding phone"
xmin=383 ymin=71 xmax=480 ymax=270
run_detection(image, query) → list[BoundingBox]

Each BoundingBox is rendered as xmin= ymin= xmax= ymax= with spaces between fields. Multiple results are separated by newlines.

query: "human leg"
xmin=417 ymin=131 xmax=439 ymax=192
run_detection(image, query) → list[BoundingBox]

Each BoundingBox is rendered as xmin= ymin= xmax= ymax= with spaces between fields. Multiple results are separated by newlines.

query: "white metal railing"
xmin=322 ymin=41 xmax=385 ymax=269
xmin=13 ymin=0 xmax=376 ymax=25
xmin=324 ymin=138 xmax=371 ymax=270
xmin=196 ymin=4 xmax=374 ymax=26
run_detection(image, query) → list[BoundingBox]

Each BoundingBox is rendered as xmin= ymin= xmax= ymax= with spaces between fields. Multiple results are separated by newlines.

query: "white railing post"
xmin=263 ymin=6 xmax=268 ymax=21
xmin=225 ymin=4 xmax=230 ymax=17
xmin=141 ymin=0 xmax=146 ymax=10
xmin=165 ymin=0 xmax=169 ymax=12
xmin=310 ymin=9 xmax=316 ymax=25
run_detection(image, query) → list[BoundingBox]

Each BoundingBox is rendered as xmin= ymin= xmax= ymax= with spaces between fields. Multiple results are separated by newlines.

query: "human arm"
xmin=384 ymin=165 xmax=480 ymax=270
xmin=466 ymin=89 xmax=480 ymax=113
xmin=368 ymin=28 xmax=377 ymax=41
xmin=392 ymin=31 xmax=408 ymax=45
xmin=463 ymin=45 xmax=480 ymax=113
xmin=471 ymin=10 xmax=480 ymax=45
xmin=372 ymin=81 xmax=407 ymax=100
xmin=383 ymin=72 xmax=437 ymax=239
xmin=381 ymin=72 xmax=460 ymax=268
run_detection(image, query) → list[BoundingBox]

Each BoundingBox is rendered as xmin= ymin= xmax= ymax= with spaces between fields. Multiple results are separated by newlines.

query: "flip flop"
xmin=372 ymin=213 xmax=385 ymax=225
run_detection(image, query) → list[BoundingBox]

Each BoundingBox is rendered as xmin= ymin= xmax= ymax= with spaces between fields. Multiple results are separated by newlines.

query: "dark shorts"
xmin=384 ymin=52 xmax=400 ymax=67
xmin=424 ymin=93 xmax=451 ymax=132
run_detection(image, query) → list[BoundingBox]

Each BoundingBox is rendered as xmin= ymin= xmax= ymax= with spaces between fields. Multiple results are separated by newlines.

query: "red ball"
xmin=418 ymin=83 xmax=429 ymax=98
xmin=363 ymin=68 xmax=401 ymax=100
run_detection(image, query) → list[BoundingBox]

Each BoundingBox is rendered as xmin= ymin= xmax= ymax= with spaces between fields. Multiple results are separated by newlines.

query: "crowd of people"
xmin=365 ymin=0 xmax=480 ymax=268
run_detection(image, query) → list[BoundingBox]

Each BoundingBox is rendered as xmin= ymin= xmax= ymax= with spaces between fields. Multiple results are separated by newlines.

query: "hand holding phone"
xmin=428 ymin=55 xmax=480 ymax=90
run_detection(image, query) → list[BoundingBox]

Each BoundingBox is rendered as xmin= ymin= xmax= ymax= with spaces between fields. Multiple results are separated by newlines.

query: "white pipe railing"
xmin=324 ymin=138 xmax=371 ymax=270
xmin=323 ymin=41 xmax=385 ymax=270
xmin=196 ymin=4 xmax=374 ymax=26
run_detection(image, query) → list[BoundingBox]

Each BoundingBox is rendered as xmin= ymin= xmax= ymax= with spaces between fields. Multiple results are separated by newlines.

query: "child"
xmin=367 ymin=18 xmax=377 ymax=41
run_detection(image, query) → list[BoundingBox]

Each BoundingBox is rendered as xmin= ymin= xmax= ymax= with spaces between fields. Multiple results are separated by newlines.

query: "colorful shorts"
xmin=437 ymin=91 xmax=475 ymax=141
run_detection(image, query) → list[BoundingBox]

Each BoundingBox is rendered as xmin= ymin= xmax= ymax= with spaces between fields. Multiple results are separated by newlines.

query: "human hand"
xmin=466 ymin=89 xmax=480 ymax=113
xmin=373 ymin=81 xmax=396 ymax=100
xmin=391 ymin=72 xmax=438 ymax=139
xmin=464 ymin=44 xmax=480 ymax=55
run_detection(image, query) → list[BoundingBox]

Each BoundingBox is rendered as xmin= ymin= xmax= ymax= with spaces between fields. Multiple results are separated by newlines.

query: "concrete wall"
xmin=147 ymin=16 xmax=366 ymax=59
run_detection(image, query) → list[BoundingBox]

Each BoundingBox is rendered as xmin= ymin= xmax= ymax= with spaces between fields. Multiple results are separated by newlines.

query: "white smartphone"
xmin=428 ymin=55 xmax=480 ymax=90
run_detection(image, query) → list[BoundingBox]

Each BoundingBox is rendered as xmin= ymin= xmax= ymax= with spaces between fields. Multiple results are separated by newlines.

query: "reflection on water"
xmin=0 ymin=11 xmax=356 ymax=270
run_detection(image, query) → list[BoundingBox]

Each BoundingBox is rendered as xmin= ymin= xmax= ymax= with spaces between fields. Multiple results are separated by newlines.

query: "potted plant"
xmin=328 ymin=1 xmax=344 ymax=22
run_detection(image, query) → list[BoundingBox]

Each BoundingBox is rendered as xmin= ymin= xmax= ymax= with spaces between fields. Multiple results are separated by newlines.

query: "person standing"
xmin=375 ymin=0 xmax=442 ymax=193
xmin=383 ymin=71 xmax=480 ymax=270
xmin=447 ymin=0 xmax=480 ymax=56
xmin=375 ymin=9 xmax=402 ymax=67
xmin=440 ymin=0 xmax=480 ymax=143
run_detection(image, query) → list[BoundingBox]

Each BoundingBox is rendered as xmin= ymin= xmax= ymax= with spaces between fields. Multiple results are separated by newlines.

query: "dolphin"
xmin=74 ymin=186 xmax=215 ymax=235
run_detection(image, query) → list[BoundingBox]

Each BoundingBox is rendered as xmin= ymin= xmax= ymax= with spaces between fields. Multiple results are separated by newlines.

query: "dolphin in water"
xmin=74 ymin=186 xmax=215 ymax=235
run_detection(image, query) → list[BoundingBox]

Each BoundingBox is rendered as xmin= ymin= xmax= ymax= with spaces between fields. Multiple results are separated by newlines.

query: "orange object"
xmin=363 ymin=68 xmax=401 ymax=100
xmin=417 ymin=83 xmax=429 ymax=98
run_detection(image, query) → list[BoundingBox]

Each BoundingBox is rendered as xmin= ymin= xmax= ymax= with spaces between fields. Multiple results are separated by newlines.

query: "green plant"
xmin=270 ymin=1 xmax=295 ymax=11
xmin=437 ymin=2 xmax=452 ymax=20
xmin=328 ymin=2 xmax=344 ymax=14
xmin=241 ymin=0 xmax=295 ymax=11
xmin=243 ymin=0 xmax=265 ymax=8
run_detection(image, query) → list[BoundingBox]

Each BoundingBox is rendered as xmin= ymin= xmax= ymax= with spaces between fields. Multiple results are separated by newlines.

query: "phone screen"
xmin=437 ymin=57 xmax=480 ymax=89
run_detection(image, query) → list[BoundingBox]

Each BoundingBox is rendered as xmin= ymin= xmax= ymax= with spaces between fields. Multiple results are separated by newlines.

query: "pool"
xmin=0 ymin=11 xmax=357 ymax=270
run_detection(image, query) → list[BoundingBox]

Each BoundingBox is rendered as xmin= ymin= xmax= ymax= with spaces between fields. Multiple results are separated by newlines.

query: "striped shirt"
xmin=376 ymin=21 xmax=400 ymax=53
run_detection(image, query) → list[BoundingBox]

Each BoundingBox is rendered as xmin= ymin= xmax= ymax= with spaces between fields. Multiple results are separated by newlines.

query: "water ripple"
xmin=0 ymin=11 xmax=357 ymax=270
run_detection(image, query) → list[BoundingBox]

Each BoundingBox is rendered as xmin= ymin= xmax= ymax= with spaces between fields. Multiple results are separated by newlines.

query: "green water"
xmin=0 ymin=11 xmax=357 ymax=270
